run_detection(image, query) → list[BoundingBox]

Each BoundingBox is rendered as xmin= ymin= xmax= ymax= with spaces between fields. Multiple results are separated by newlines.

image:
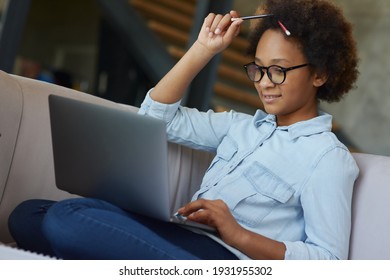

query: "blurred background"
xmin=0 ymin=0 xmax=389 ymax=156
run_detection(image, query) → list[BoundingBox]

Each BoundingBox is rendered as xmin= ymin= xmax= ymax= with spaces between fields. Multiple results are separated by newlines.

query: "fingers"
xmin=186 ymin=208 xmax=212 ymax=225
xmin=204 ymin=11 xmax=242 ymax=38
xmin=229 ymin=10 xmax=240 ymax=19
xmin=177 ymin=199 xmax=214 ymax=227
xmin=209 ymin=14 xmax=224 ymax=36
xmin=178 ymin=199 xmax=227 ymax=217
xmin=178 ymin=199 xmax=207 ymax=216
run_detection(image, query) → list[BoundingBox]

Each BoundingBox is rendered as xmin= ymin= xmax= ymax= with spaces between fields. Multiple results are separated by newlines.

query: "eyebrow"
xmin=254 ymin=57 xmax=291 ymax=65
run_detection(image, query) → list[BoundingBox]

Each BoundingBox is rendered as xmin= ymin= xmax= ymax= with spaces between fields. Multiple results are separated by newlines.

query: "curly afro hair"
xmin=247 ymin=0 xmax=359 ymax=103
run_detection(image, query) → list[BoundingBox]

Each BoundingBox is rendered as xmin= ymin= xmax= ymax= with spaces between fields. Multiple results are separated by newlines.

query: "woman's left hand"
xmin=179 ymin=199 xmax=286 ymax=260
xmin=178 ymin=199 xmax=243 ymax=246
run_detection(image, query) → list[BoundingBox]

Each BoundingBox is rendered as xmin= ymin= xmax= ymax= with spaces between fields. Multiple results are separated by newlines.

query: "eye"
xmin=272 ymin=66 xmax=284 ymax=74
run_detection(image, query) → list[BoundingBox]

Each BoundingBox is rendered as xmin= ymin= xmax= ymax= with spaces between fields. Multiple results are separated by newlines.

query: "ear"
xmin=312 ymin=70 xmax=328 ymax=88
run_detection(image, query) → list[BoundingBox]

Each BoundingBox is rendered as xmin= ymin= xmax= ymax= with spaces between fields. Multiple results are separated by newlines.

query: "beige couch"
xmin=1 ymin=70 xmax=389 ymax=259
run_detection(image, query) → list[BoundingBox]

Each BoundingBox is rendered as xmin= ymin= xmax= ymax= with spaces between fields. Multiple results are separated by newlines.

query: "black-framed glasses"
xmin=243 ymin=62 xmax=309 ymax=85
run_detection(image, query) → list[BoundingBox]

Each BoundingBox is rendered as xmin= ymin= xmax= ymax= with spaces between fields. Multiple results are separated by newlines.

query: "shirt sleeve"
xmin=139 ymin=89 xmax=248 ymax=152
xmin=138 ymin=89 xmax=182 ymax=122
xmin=284 ymin=146 xmax=359 ymax=260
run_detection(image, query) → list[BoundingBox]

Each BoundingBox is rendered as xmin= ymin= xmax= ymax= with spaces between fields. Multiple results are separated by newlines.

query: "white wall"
xmin=321 ymin=0 xmax=390 ymax=156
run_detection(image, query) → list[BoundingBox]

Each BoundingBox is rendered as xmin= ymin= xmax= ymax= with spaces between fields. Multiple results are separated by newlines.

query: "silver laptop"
xmin=48 ymin=95 xmax=215 ymax=232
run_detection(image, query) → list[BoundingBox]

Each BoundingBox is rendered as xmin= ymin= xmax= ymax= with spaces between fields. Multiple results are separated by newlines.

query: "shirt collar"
xmin=253 ymin=110 xmax=275 ymax=126
xmin=253 ymin=110 xmax=333 ymax=140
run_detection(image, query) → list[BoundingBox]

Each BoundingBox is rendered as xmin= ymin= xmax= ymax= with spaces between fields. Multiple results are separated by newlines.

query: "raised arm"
xmin=150 ymin=11 xmax=242 ymax=104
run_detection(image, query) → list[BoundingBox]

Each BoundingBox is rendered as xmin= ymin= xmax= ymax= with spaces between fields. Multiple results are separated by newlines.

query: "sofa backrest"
xmin=349 ymin=153 xmax=390 ymax=259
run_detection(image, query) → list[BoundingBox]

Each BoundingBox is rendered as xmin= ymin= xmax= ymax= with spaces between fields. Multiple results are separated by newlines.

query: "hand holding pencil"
xmin=197 ymin=11 xmax=243 ymax=55
xmin=231 ymin=14 xmax=291 ymax=36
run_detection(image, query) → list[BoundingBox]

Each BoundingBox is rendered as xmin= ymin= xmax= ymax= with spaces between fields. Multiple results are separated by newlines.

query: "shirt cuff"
xmin=283 ymin=241 xmax=338 ymax=260
xmin=138 ymin=88 xmax=181 ymax=123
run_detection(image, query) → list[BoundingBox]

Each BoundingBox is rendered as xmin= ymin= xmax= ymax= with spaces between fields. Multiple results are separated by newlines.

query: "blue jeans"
xmin=8 ymin=198 xmax=238 ymax=260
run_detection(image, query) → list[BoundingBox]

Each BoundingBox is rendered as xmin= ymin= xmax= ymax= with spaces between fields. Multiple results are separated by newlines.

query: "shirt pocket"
xmin=205 ymin=136 xmax=238 ymax=174
xmin=219 ymin=162 xmax=295 ymax=227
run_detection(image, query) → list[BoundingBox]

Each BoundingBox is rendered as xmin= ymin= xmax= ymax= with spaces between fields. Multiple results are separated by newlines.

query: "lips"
xmin=261 ymin=93 xmax=282 ymax=102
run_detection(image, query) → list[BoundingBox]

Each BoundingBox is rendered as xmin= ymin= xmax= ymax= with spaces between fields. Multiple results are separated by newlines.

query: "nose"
xmin=257 ymin=71 xmax=275 ymax=89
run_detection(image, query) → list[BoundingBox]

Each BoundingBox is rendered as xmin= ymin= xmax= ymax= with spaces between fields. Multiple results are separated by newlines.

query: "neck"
xmin=276 ymin=104 xmax=318 ymax=126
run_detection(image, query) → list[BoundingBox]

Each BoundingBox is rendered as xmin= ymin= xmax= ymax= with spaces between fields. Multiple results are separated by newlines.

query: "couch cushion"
xmin=349 ymin=153 xmax=390 ymax=259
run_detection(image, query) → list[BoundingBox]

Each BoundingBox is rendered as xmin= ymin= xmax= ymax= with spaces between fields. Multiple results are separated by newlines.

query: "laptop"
xmin=48 ymin=95 xmax=215 ymax=232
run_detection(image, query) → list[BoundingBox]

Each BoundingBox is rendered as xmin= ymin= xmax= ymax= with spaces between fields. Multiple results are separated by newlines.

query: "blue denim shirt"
xmin=139 ymin=91 xmax=359 ymax=260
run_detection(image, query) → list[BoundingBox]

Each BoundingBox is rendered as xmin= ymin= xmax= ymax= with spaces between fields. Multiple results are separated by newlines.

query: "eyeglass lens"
xmin=245 ymin=64 xmax=286 ymax=84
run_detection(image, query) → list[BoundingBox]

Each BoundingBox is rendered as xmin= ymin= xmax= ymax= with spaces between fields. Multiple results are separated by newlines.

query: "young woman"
xmin=9 ymin=0 xmax=359 ymax=260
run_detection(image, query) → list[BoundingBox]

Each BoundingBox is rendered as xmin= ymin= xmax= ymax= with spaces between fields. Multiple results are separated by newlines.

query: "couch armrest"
xmin=350 ymin=153 xmax=390 ymax=259
xmin=0 ymin=71 xmax=23 ymax=214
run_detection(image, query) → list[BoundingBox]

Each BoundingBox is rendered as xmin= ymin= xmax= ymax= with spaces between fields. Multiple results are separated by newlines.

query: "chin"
xmin=262 ymin=106 xmax=279 ymax=115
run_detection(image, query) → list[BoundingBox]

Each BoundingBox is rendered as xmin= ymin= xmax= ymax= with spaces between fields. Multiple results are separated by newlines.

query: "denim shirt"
xmin=139 ymin=91 xmax=359 ymax=260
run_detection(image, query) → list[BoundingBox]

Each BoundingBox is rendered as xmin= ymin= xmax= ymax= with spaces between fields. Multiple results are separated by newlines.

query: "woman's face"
xmin=254 ymin=29 xmax=325 ymax=126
